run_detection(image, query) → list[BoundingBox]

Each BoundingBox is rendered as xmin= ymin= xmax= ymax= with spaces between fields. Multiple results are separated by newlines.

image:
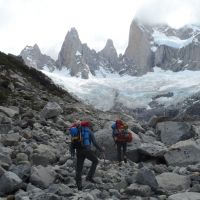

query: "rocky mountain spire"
xmin=56 ymin=27 xmax=92 ymax=78
xmin=124 ymin=19 xmax=154 ymax=75
xmin=56 ymin=27 xmax=82 ymax=70
xmin=100 ymin=39 xmax=118 ymax=59
xmin=98 ymin=39 xmax=119 ymax=71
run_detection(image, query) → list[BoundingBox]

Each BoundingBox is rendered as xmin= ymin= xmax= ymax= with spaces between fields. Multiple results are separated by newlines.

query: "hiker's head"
xmin=116 ymin=119 xmax=123 ymax=129
xmin=116 ymin=119 xmax=123 ymax=126
xmin=75 ymin=119 xmax=81 ymax=126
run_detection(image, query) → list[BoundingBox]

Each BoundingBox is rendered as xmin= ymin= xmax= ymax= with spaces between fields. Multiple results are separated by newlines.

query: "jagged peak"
xmin=101 ymin=39 xmax=116 ymax=52
xmin=33 ymin=43 xmax=40 ymax=50
xmin=105 ymin=39 xmax=114 ymax=47
xmin=23 ymin=44 xmax=41 ymax=53
xmin=66 ymin=27 xmax=79 ymax=39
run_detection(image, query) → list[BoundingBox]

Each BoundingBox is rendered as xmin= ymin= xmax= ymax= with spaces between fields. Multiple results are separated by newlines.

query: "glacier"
xmin=42 ymin=67 xmax=200 ymax=111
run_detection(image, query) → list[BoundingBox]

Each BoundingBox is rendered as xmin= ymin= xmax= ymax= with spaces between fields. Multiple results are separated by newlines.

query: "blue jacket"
xmin=70 ymin=126 xmax=102 ymax=152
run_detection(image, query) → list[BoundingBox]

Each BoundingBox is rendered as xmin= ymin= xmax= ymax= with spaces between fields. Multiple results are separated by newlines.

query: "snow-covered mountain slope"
xmin=42 ymin=67 xmax=200 ymax=112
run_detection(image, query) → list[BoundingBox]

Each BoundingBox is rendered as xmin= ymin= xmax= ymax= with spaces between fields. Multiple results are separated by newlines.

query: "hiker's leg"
xmin=117 ymin=142 xmax=122 ymax=162
xmin=76 ymin=150 xmax=85 ymax=182
xmin=123 ymin=142 xmax=127 ymax=162
xmin=122 ymin=142 xmax=127 ymax=156
xmin=85 ymin=150 xmax=98 ymax=179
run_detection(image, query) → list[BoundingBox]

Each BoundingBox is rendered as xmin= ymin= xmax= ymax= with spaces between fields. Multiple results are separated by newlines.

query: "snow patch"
xmin=153 ymin=30 xmax=194 ymax=48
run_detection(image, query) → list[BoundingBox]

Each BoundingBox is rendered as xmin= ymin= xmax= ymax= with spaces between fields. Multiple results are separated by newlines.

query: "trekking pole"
xmin=101 ymin=146 xmax=106 ymax=168
xmin=101 ymin=151 xmax=106 ymax=169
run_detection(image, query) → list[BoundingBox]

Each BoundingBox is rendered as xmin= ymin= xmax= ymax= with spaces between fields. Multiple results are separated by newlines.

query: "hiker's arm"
xmin=90 ymin=132 xmax=103 ymax=152
xmin=112 ymin=127 xmax=118 ymax=142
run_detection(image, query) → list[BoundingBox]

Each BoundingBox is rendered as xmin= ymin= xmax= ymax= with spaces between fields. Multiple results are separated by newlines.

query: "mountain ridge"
xmin=20 ymin=19 xmax=200 ymax=78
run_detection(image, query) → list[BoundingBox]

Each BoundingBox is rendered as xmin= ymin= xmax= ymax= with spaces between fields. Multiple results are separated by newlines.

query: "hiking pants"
xmin=116 ymin=141 xmax=127 ymax=162
xmin=76 ymin=148 xmax=98 ymax=182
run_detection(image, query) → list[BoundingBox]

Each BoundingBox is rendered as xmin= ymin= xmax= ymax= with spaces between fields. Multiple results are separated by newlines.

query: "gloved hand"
xmin=71 ymin=149 xmax=75 ymax=158
xmin=69 ymin=143 xmax=75 ymax=158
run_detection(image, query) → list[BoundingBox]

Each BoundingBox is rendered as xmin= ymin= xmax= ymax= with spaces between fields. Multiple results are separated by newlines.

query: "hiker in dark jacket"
xmin=70 ymin=121 xmax=104 ymax=191
xmin=111 ymin=119 xmax=128 ymax=166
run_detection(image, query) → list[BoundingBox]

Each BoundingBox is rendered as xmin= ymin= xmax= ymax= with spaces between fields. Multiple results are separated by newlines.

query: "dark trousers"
xmin=76 ymin=148 xmax=98 ymax=182
xmin=116 ymin=142 xmax=127 ymax=162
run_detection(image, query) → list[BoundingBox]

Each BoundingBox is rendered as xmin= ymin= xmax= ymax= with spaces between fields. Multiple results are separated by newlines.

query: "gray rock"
xmin=0 ymin=106 xmax=19 ymax=118
xmin=30 ymin=165 xmax=56 ymax=189
xmin=10 ymin=164 xmax=31 ymax=182
xmin=138 ymin=141 xmax=167 ymax=157
xmin=1 ymin=133 xmax=20 ymax=146
xmin=30 ymin=192 xmax=61 ymax=200
xmin=168 ymin=192 xmax=200 ymax=200
xmin=125 ymin=183 xmax=152 ymax=197
xmin=15 ymin=190 xmax=30 ymax=200
xmin=16 ymin=153 xmax=29 ymax=164
xmin=164 ymin=139 xmax=200 ymax=166
xmin=0 ymin=124 xmax=12 ymax=135
xmin=94 ymin=128 xmax=117 ymax=160
xmin=47 ymin=183 xmax=73 ymax=197
xmin=30 ymin=144 xmax=58 ymax=166
xmin=156 ymin=172 xmax=191 ymax=194
xmin=156 ymin=121 xmax=192 ymax=146
xmin=136 ymin=166 xmax=158 ymax=190
xmin=40 ymin=102 xmax=62 ymax=119
xmin=0 ymin=171 xmax=22 ymax=196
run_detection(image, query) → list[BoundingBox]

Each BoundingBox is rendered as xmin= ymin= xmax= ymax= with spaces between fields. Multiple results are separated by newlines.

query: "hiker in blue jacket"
xmin=70 ymin=121 xmax=104 ymax=191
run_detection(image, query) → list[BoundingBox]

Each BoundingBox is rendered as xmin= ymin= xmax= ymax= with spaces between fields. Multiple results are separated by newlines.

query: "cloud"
xmin=135 ymin=0 xmax=200 ymax=28
xmin=0 ymin=0 xmax=200 ymax=59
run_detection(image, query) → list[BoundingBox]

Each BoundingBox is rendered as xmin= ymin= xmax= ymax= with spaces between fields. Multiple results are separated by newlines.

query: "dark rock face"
xmin=124 ymin=19 xmax=154 ymax=75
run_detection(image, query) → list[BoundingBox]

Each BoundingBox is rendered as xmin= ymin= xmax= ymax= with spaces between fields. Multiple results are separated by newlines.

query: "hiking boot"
xmin=76 ymin=180 xmax=82 ymax=190
xmin=86 ymin=177 xmax=97 ymax=183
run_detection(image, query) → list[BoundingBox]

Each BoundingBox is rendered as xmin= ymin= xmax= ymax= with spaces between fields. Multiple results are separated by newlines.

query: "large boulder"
xmin=95 ymin=126 xmax=141 ymax=161
xmin=0 ymin=146 xmax=13 ymax=169
xmin=94 ymin=128 xmax=116 ymax=160
xmin=138 ymin=141 xmax=167 ymax=158
xmin=40 ymin=102 xmax=62 ymax=119
xmin=0 ymin=133 xmax=20 ymax=146
xmin=168 ymin=192 xmax=200 ymax=200
xmin=164 ymin=139 xmax=200 ymax=166
xmin=30 ymin=144 xmax=58 ymax=166
xmin=136 ymin=166 xmax=158 ymax=190
xmin=156 ymin=121 xmax=192 ymax=146
xmin=30 ymin=166 xmax=56 ymax=189
xmin=156 ymin=172 xmax=191 ymax=194
xmin=0 ymin=171 xmax=22 ymax=196
xmin=0 ymin=106 xmax=19 ymax=118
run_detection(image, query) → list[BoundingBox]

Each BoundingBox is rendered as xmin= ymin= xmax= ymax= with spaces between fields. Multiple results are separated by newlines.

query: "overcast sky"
xmin=0 ymin=0 xmax=200 ymax=60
